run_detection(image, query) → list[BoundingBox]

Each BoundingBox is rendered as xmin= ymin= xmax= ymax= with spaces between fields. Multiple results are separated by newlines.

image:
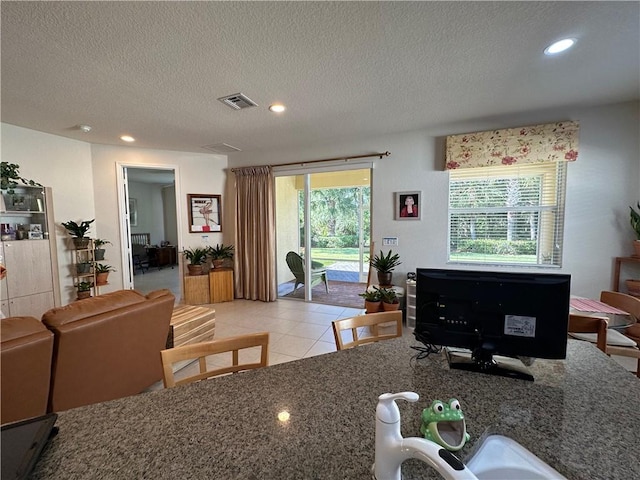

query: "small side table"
xmin=209 ymin=268 xmax=234 ymax=303
xmin=613 ymin=256 xmax=640 ymax=292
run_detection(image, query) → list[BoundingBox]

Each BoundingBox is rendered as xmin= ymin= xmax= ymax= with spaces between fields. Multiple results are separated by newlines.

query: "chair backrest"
xmin=286 ymin=251 xmax=305 ymax=279
xmin=568 ymin=313 xmax=608 ymax=352
xmin=332 ymin=311 xmax=402 ymax=350
xmin=160 ymin=332 xmax=269 ymax=388
xmin=600 ymin=291 xmax=640 ymax=320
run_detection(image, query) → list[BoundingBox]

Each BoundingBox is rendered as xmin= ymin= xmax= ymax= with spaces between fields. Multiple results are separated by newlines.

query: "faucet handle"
xmin=377 ymin=392 xmax=419 ymax=424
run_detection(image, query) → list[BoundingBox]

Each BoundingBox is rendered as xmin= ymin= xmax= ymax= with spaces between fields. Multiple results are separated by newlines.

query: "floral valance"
xmin=445 ymin=121 xmax=579 ymax=170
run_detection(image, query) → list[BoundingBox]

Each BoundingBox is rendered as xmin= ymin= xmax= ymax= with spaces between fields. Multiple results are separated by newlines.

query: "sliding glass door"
xmin=275 ymin=167 xmax=371 ymax=303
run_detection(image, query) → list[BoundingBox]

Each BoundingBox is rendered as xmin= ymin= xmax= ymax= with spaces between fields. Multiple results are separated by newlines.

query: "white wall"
xmin=128 ymin=181 xmax=167 ymax=244
xmin=90 ymin=144 xmax=228 ymax=293
xmin=230 ymin=101 xmax=640 ymax=298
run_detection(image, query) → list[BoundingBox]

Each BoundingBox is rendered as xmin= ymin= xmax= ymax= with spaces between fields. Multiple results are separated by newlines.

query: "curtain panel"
xmin=233 ymin=166 xmax=277 ymax=302
xmin=445 ymin=121 xmax=579 ymax=170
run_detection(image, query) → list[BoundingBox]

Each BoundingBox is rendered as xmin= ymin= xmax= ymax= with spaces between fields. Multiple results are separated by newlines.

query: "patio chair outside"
xmin=286 ymin=251 xmax=329 ymax=293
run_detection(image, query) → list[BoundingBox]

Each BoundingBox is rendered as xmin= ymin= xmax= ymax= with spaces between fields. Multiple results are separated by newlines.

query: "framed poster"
xmin=395 ymin=191 xmax=421 ymax=220
xmin=188 ymin=194 xmax=222 ymax=233
xmin=129 ymin=198 xmax=138 ymax=226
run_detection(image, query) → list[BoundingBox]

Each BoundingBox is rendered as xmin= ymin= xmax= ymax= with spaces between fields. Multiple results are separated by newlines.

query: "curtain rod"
xmin=231 ymin=151 xmax=390 ymax=172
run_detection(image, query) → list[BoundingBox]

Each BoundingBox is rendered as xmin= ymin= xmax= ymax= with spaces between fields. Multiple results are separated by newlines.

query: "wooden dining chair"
xmin=568 ymin=313 xmax=608 ymax=352
xmin=599 ymin=291 xmax=640 ymax=377
xmin=160 ymin=332 xmax=269 ymax=388
xmin=332 ymin=311 xmax=402 ymax=350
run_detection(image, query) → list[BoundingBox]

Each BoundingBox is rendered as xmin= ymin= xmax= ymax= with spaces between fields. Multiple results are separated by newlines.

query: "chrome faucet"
xmin=373 ymin=392 xmax=478 ymax=480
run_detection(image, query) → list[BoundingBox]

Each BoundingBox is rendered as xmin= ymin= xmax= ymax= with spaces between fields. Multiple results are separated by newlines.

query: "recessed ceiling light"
xmin=269 ymin=104 xmax=286 ymax=113
xmin=78 ymin=124 xmax=92 ymax=133
xmin=544 ymin=38 xmax=575 ymax=56
xmin=120 ymin=135 xmax=135 ymax=142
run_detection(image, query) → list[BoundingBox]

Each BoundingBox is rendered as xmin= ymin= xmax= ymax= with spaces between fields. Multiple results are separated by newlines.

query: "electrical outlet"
xmin=201 ymin=235 xmax=209 ymax=244
xmin=382 ymin=237 xmax=398 ymax=246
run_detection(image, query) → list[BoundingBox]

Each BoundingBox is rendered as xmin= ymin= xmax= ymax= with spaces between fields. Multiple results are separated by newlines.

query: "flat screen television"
xmin=414 ymin=268 xmax=571 ymax=381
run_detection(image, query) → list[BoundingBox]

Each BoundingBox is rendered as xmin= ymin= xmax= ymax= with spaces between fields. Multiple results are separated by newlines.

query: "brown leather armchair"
xmin=1 ymin=316 xmax=54 ymax=424
xmin=42 ymin=289 xmax=175 ymax=412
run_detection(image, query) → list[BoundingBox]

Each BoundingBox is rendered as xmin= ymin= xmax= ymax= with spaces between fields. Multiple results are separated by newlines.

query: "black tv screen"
xmin=414 ymin=268 xmax=571 ymax=380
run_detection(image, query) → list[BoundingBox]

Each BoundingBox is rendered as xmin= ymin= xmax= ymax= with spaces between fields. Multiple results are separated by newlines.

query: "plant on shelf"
xmin=378 ymin=286 xmax=400 ymax=311
xmin=61 ymin=219 xmax=95 ymax=249
xmin=75 ymin=281 xmax=93 ymax=300
xmin=183 ymin=247 xmax=209 ymax=276
xmin=359 ymin=288 xmax=382 ymax=314
xmin=369 ymin=250 xmax=402 ymax=287
xmin=94 ymin=238 xmax=112 ymax=261
xmin=630 ymin=202 xmax=640 ymax=257
xmin=76 ymin=262 xmax=92 ymax=275
xmin=1 ymin=162 xmax=42 ymax=194
xmin=95 ymin=264 xmax=116 ymax=286
xmin=208 ymin=243 xmax=234 ymax=268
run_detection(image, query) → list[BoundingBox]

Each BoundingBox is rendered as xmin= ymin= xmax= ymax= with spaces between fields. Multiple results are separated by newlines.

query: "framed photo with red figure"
xmin=188 ymin=194 xmax=222 ymax=233
xmin=395 ymin=191 xmax=421 ymax=220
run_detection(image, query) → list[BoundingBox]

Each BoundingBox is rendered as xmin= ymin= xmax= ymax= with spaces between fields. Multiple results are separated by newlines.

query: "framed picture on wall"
xmin=129 ymin=198 xmax=138 ymax=226
xmin=188 ymin=194 xmax=222 ymax=233
xmin=395 ymin=191 xmax=421 ymax=220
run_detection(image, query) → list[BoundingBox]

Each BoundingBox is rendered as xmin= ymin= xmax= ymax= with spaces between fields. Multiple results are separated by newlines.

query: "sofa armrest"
xmin=1 ymin=317 xmax=54 ymax=424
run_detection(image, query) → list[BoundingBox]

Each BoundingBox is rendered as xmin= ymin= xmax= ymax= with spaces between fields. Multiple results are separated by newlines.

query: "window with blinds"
xmin=448 ymin=162 xmax=567 ymax=266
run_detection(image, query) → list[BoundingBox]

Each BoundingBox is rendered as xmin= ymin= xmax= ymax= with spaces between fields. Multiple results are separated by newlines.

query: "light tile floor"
xmin=147 ymin=298 xmax=390 ymax=390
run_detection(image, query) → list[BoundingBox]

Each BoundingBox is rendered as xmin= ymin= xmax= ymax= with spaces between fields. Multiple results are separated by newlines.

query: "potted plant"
xmin=630 ymin=202 xmax=640 ymax=257
xmin=61 ymin=219 xmax=95 ymax=249
xmin=76 ymin=261 xmax=92 ymax=275
xmin=208 ymin=243 xmax=234 ymax=268
xmin=75 ymin=281 xmax=93 ymax=300
xmin=183 ymin=247 xmax=209 ymax=276
xmin=370 ymin=250 xmax=402 ymax=287
xmin=94 ymin=238 xmax=112 ymax=261
xmin=378 ymin=286 xmax=400 ymax=311
xmin=359 ymin=288 xmax=382 ymax=313
xmin=1 ymin=162 xmax=42 ymax=194
xmin=95 ymin=263 xmax=116 ymax=285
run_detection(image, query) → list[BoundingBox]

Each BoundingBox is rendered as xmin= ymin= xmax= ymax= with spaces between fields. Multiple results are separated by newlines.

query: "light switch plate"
xmin=382 ymin=237 xmax=398 ymax=246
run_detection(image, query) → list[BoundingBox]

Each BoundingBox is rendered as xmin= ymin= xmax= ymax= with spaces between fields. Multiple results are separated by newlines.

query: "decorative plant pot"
xmin=77 ymin=291 xmax=91 ymax=300
xmin=76 ymin=263 xmax=91 ymax=274
xmin=212 ymin=259 xmax=224 ymax=269
xmin=96 ymin=272 xmax=109 ymax=285
xmin=382 ymin=301 xmax=400 ymax=311
xmin=625 ymin=279 xmax=640 ymax=297
xmin=73 ymin=238 xmax=91 ymax=249
xmin=187 ymin=264 xmax=204 ymax=276
xmin=377 ymin=272 xmax=393 ymax=287
xmin=364 ymin=300 xmax=382 ymax=314
xmin=94 ymin=249 xmax=106 ymax=261
xmin=633 ymin=240 xmax=640 ymax=258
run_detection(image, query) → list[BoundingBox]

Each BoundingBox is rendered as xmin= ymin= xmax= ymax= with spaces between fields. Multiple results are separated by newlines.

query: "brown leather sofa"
xmin=41 ymin=289 xmax=175 ymax=412
xmin=1 ymin=316 xmax=55 ymax=424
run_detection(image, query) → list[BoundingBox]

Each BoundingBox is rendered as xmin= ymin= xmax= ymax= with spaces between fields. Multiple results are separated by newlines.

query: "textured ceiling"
xmin=1 ymin=1 xmax=638 ymax=154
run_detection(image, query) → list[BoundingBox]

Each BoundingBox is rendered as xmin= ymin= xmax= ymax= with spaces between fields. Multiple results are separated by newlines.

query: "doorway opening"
xmin=118 ymin=166 xmax=180 ymax=300
xmin=275 ymin=167 xmax=371 ymax=308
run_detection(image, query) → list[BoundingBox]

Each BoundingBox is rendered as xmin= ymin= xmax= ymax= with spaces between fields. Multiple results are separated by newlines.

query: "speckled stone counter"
xmin=32 ymin=338 xmax=640 ymax=479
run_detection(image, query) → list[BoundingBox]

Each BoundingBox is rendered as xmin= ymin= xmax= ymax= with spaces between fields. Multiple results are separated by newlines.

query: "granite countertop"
xmin=32 ymin=338 xmax=640 ymax=479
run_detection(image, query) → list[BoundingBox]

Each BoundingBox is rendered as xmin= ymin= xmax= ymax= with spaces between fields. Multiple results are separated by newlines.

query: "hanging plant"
xmin=1 ymin=162 xmax=42 ymax=193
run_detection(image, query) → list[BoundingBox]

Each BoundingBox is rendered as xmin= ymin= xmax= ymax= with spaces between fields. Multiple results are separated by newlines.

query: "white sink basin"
xmin=465 ymin=434 xmax=567 ymax=480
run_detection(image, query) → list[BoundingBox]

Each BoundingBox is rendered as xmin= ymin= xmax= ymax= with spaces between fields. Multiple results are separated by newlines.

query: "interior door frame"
xmin=116 ymin=162 xmax=182 ymax=290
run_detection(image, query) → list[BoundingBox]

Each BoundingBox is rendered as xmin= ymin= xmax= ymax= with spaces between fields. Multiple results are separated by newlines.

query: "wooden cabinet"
xmin=148 ymin=246 xmax=177 ymax=269
xmin=0 ymin=186 xmax=60 ymax=317
xmin=209 ymin=268 xmax=233 ymax=303
xmin=184 ymin=275 xmax=210 ymax=305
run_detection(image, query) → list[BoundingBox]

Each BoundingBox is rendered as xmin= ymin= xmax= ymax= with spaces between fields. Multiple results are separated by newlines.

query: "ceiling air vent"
xmin=217 ymin=93 xmax=258 ymax=110
xmin=201 ymin=143 xmax=242 ymax=154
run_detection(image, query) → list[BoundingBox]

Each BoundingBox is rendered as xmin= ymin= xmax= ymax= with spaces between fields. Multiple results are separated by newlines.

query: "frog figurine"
xmin=420 ymin=398 xmax=470 ymax=451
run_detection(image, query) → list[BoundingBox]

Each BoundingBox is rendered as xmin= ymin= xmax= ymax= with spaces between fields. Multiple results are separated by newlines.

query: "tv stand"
xmin=445 ymin=347 xmax=534 ymax=381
